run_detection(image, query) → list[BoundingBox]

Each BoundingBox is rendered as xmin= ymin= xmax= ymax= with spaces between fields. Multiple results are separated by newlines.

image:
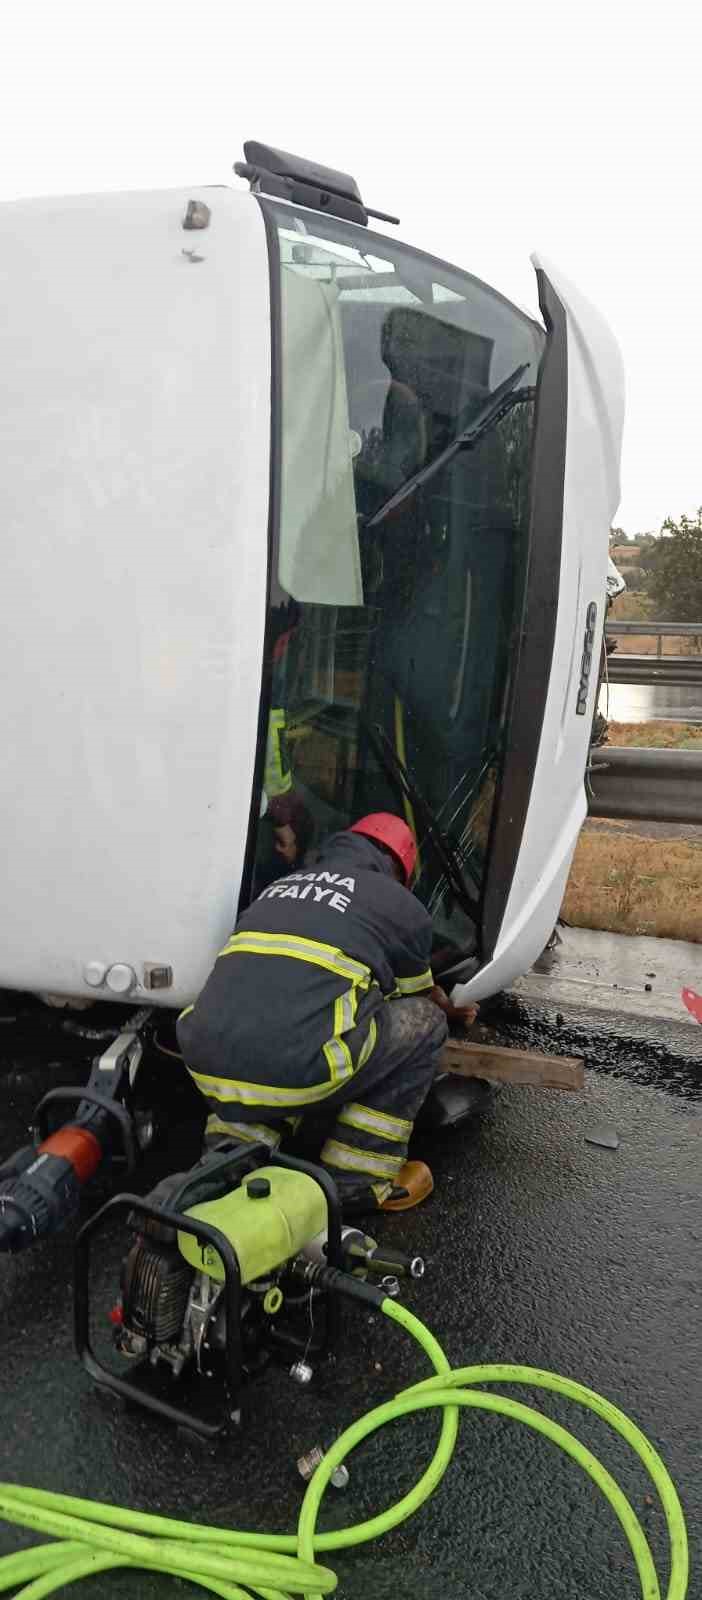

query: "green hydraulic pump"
xmin=75 ymin=1142 xmax=424 ymax=1437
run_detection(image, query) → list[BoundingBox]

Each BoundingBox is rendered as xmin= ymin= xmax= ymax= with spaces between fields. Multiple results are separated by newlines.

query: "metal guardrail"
xmin=606 ymin=620 xmax=702 ymax=657
xmin=589 ymin=747 xmax=702 ymax=826
xmin=604 ymin=620 xmax=702 ymax=686
xmin=606 ymin=622 xmax=702 ymax=634
xmin=592 ymin=621 xmax=702 ymax=819
xmin=605 ymin=654 xmax=702 ymax=688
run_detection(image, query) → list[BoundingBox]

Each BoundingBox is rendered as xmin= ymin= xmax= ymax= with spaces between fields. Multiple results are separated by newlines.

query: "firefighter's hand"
xmin=429 ymin=987 xmax=479 ymax=1029
xmin=445 ymin=1002 xmax=479 ymax=1030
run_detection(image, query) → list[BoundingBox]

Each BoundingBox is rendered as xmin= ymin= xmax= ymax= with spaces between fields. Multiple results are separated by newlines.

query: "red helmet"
xmin=349 ymin=813 xmax=417 ymax=885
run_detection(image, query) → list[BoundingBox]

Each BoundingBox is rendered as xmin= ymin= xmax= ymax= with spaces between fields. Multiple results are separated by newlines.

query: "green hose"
xmin=0 ymin=1296 xmax=689 ymax=1600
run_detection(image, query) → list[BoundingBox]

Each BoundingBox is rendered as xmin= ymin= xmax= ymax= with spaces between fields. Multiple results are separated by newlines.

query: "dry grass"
xmin=609 ymin=591 xmax=654 ymax=623
xmin=563 ymin=828 xmax=702 ymax=942
xmin=605 ymin=720 xmax=702 ymax=750
xmin=564 ymin=714 xmax=702 ymax=938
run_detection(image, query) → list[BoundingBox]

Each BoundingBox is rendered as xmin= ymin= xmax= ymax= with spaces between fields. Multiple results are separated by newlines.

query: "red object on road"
xmin=681 ymin=988 xmax=702 ymax=1024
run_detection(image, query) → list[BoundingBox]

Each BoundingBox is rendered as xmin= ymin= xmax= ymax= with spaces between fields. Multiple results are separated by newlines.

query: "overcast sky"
xmin=1 ymin=1 xmax=699 ymax=534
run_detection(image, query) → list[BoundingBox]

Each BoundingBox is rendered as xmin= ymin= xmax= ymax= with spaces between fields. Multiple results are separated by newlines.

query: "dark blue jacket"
xmin=177 ymin=833 xmax=433 ymax=1110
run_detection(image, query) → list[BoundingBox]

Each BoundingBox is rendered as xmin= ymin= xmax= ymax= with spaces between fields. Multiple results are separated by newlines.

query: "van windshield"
xmin=251 ymin=200 xmax=544 ymax=970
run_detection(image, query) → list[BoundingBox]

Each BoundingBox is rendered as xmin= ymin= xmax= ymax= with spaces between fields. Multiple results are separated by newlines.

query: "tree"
xmin=645 ymin=508 xmax=702 ymax=632
xmin=635 ymin=533 xmax=658 ymax=554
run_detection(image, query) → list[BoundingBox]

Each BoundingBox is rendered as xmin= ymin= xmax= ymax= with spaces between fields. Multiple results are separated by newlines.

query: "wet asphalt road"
xmin=0 ymin=995 xmax=700 ymax=1599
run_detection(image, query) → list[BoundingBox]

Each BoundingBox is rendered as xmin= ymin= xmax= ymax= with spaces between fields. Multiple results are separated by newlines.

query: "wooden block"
xmin=439 ymin=1037 xmax=584 ymax=1092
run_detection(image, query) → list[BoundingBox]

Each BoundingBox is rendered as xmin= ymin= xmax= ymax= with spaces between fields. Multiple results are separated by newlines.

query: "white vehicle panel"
xmin=453 ymin=256 xmax=625 ymax=1001
xmin=0 ymin=188 xmax=270 ymax=1005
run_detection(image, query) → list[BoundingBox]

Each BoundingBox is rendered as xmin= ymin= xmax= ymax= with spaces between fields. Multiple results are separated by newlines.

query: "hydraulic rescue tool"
xmin=75 ymin=1142 xmax=424 ymax=1437
xmin=0 ymin=1009 xmax=153 ymax=1253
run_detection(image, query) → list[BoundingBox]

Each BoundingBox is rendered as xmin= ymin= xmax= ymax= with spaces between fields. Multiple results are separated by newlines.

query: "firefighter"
xmin=177 ymin=814 xmax=477 ymax=1213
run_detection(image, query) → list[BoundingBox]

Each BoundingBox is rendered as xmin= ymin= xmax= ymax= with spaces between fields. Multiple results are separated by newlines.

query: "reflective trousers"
xmin=204 ymin=997 xmax=447 ymax=1198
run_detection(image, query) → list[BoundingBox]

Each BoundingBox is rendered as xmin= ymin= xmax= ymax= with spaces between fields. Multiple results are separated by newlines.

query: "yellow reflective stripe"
xmin=336 ymin=986 xmax=357 ymax=1035
xmin=219 ymin=931 xmax=371 ymax=987
xmin=323 ymin=1034 xmax=354 ymax=1085
xmin=224 ymin=937 xmax=364 ymax=984
xmin=206 ymin=1114 xmax=234 ymax=1139
xmin=338 ymin=1103 xmax=411 ymax=1144
xmin=265 ymin=708 xmax=293 ymax=796
xmin=320 ymin=1139 xmax=404 ymax=1181
xmin=189 ymin=1067 xmax=342 ymax=1109
xmin=323 ymin=977 xmax=375 ymax=1085
xmin=205 ymin=1114 xmax=281 ymax=1147
xmin=357 ymin=1016 xmax=377 ymax=1069
xmin=320 ymin=989 xmax=354 ymax=1086
xmin=393 ymin=969 xmax=433 ymax=996
xmin=178 ymin=1003 xmax=194 ymax=1021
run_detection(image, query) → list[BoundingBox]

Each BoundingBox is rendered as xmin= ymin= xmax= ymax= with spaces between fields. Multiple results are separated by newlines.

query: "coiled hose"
xmin=0 ymin=1296 xmax=689 ymax=1600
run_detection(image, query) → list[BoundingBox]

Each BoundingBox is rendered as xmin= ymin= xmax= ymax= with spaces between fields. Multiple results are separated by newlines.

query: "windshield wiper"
xmin=367 ymin=722 xmax=479 ymax=925
xmin=364 ymin=363 xmax=533 ymax=530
